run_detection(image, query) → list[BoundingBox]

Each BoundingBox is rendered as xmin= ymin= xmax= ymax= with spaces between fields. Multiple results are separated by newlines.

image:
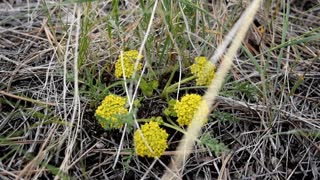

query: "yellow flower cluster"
xmin=114 ymin=50 xmax=143 ymax=79
xmin=174 ymin=94 xmax=202 ymax=126
xmin=134 ymin=121 xmax=168 ymax=158
xmin=190 ymin=56 xmax=216 ymax=86
xmin=95 ymin=94 xmax=128 ymax=129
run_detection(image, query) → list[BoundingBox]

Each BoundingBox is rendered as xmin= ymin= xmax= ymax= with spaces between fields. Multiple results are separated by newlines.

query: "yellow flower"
xmin=190 ymin=56 xmax=216 ymax=86
xmin=114 ymin=50 xmax=143 ymax=79
xmin=174 ymin=94 xmax=203 ymax=126
xmin=134 ymin=121 xmax=168 ymax=158
xmin=95 ymin=94 xmax=128 ymax=129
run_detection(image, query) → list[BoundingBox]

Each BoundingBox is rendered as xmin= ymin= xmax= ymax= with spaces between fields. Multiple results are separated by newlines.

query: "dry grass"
xmin=0 ymin=0 xmax=319 ymax=179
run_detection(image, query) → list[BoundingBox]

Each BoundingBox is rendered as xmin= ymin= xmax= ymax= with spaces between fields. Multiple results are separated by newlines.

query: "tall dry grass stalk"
xmin=162 ymin=0 xmax=263 ymax=179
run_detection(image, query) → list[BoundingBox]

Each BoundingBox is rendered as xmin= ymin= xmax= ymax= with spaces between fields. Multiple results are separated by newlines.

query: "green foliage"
xmin=78 ymin=3 xmax=93 ymax=69
xmin=149 ymin=116 xmax=164 ymax=124
xmin=164 ymin=99 xmax=177 ymax=117
xmin=95 ymin=109 xmax=136 ymax=132
xmin=222 ymin=81 xmax=258 ymax=102
xmin=133 ymin=98 xmax=142 ymax=109
xmin=200 ymin=133 xmax=228 ymax=156
xmin=140 ymin=79 xmax=158 ymax=97
xmin=289 ymin=75 xmax=304 ymax=96
xmin=112 ymin=0 xmax=120 ymax=25
xmin=121 ymin=149 xmax=135 ymax=172
xmin=211 ymin=110 xmax=240 ymax=123
xmin=80 ymin=68 xmax=110 ymax=106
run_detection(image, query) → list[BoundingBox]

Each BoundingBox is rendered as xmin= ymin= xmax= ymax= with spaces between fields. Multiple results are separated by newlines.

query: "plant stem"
xmin=162 ymin=122 xmax=186 ymax=135
xmin=136 ymin=118 xmax=185 ymax=134
xmin=161 ymin=75 xmax=196 ymax=99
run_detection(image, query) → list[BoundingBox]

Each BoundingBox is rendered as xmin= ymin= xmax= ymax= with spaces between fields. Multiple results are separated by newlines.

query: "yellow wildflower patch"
xmin=190 ymin=56 xmax=216 ymax=86
xmin=95 ymin=94 xmax=128 ymax=129
xmin=114 ymin=50 xmax=143 ymax=79
xmin=174 ymin=94 xmax=203 ymax=126
xmin=134 ymin=121 xmax=168 ymax=158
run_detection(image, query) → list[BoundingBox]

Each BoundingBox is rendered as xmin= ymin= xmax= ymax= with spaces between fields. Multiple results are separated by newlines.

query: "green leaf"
xmin=95 ymin=112 xmax=134 ymax=132
xmin=121 ymin=149 xmax=135 ymax=172
xmin=221 ymin=81 xmax=258 ymax=102
xmin=200 ymin=134 xmax=228 ymax=156
xmin=140 ymin=79 xmax=158 ymax=97
xmin=114 ymin=112 xmax=135 ymax=133
xmin=149 ymin=116 xmax=164 ymax=124
xmin=164 ymin=99 xmax=177 ymax=117
xmin=211 ymin=110 xmax=240 ymax=123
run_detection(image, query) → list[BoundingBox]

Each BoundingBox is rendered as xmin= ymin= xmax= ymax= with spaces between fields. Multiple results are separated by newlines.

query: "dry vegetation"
xmin=0 ymin=0 xmax=319 ymax=179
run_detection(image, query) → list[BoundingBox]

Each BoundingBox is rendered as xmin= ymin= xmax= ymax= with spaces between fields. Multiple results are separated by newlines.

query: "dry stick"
xmin=217 ymin=153 xmax=232 ymax=180
xmin=161 ymin=0 xmax=262 ymax=179
xmin=0 ymin=90 xmax=57 ymax=107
